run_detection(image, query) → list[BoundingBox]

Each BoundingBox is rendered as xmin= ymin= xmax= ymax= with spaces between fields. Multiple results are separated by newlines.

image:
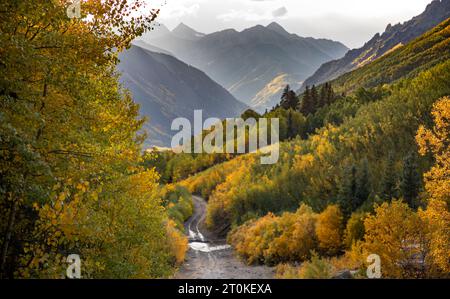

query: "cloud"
xmin=156 ymin=0 xmax=202 ymax=19
xmin=272 ymin=6 xmax=288 ymax=17
xmin=217 ymin=9 xmax=272 ymax=22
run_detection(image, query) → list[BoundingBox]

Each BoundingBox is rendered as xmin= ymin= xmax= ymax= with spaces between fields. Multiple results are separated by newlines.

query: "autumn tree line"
xmin=181 ymin=20 xmax=450 ymax=278
xmin=141 ymin=84 xmax=384 ymax=183
xmin=0 ymin=1 xmax=191 ymax=278
xmin=182 ymin=66 xmax=450 ymax=278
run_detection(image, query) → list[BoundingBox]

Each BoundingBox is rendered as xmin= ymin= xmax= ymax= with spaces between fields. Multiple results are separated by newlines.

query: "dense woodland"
xmin=1 ymin=1 xmax=449 ymax=279
xmin=180 ymin=19 xmax=450 ymax=278
xmin=0 ymin=1 xmax=190 ymax=278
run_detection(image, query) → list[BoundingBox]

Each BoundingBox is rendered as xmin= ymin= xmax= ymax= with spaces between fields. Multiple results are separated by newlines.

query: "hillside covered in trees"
xmin=179 ymin=19 xmax=450 ymax=278
xmin=0 ymin=0 xmax=192 ymax=278
xmin=1 ymin=0 xmax=448 ymax=280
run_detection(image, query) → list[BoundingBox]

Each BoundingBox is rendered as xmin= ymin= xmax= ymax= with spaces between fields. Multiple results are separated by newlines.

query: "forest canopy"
xmin=180 ymin=20 xmax=450 ymax=278
xmin=0 ymin=0 xmax=190 ymax=278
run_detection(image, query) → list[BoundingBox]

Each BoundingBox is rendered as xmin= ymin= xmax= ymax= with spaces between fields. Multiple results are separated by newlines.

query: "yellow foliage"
xmin=343 ymin=212 xmax=366 ymax=249
xmin=316 ymin=205 xmax=344 ymax=255
xmin=362 ymin=200 xmax=426 ymax=278
xmin=416 ymin=96 xmax=450 ymax=204
xmin=203 ymin=156 xmax=256 ymax=230
xmin=229 ymin=204 xmax=318 ymax=265
xmin=275 ymin=263 xmax=301 ymax=279
xmin=418 ymin=199 xmax=450 ymax=276
xmin=166 ymin=220 xmax=188 ymax=265
xmin=276 ymin=252 xmax=336 ymax=279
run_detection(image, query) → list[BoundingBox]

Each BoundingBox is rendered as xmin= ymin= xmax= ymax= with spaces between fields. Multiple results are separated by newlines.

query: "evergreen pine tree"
xmin=381 ymin=152 xmax=398 ymax=200
xmin=281 ymin=85 xmax=298 ymax=110
xmin=287 ymin=110 xmax=294 ymax=140
xmin=319 ymin=84 xmax=328 ymax=108
xmin=355 ymin=158 xmax=371 ymax=209
xmin=299 ymin=86 xmax=313 ymax=115
xmin=326 ymin=83 xmax=335 ymax=105
xmin=400 ymin=151 xmax=421 ymax=209
xmin=310 ymin=85 xmax=319 ymax=113
xmin=281 ymin=85 xmax=290 ymax=101
xmin=338 ymin=164 xmax=358 ymax=217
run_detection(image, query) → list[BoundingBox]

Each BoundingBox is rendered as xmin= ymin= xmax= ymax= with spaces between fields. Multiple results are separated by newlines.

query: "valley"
xmin=1 ymin=0 xmax=449 ymax=281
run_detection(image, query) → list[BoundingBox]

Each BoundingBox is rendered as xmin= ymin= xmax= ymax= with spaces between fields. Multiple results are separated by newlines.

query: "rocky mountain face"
xmin=139 ymin=22 xmax=348 ymax=108
xmin=117 ymin=45 xmax=247 ymax=147
xmin=301 ymin=0 xmax=450 ymax=90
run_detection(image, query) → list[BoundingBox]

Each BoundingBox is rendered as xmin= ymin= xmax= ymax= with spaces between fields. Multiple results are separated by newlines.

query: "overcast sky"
xmin=147 ymin=0 xmax=433 ymax=48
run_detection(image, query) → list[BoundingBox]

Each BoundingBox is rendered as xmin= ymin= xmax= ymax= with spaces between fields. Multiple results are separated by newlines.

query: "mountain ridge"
xmin=172 ymin=22 xmax=206 ymax=41
xmin=140 ymin=22 xmax=348 ymax=109
xmin=328 ymin=17 xmax=450 ymax=93
xmin=301 ymin=0 xmax=450 ymax=90
xmin=117 ymin=45 xmax=247 ymax=147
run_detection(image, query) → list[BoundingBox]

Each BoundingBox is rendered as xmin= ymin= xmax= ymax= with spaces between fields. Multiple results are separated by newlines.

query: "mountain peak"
xmin=140 ymin=23 xmax=170 ymax=40
xmin=421 ymin=0 xmax=450 ymax=18
xmin=266 ymin=22 xmax=283 ymax=30
xmin=172 ymin=23 xmax=205 ymax=40
xmin=244 ymin=24 xmax=266 ymax=31
xmin=266 ymin=22 xmax=290 ymax=37
xmin=173 ymin=22 xmax=190 ymax=31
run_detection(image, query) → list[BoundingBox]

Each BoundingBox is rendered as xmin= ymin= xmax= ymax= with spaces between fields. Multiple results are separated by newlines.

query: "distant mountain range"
xmin=117 ymin=44 xmax=247 ymax=147
xmin=301 ymin=0 xmax=450 ymax=90
xmin=119 ymin=0 xmax=449 ymax=147
xmin=138 ymin=22 xmax=348 ymax=110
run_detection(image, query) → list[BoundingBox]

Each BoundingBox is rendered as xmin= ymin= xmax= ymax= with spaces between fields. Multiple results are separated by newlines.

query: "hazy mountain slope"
xmin=172 ymin=22 xmax=205 ymax=41
xmin=117 ymin=45 xmax=247 ymax=147
xmin=143 ymin=23 xmax=171 ymax=39
xmin=142 ymin=23 xmax=348 ymax=107
xmin=250 ymin=74 xmax=301 ymax=113
xmin=301 ymin=0 xmax=450 ymax=90
xmin=131 ymin=40 xmax=173 ymax=56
